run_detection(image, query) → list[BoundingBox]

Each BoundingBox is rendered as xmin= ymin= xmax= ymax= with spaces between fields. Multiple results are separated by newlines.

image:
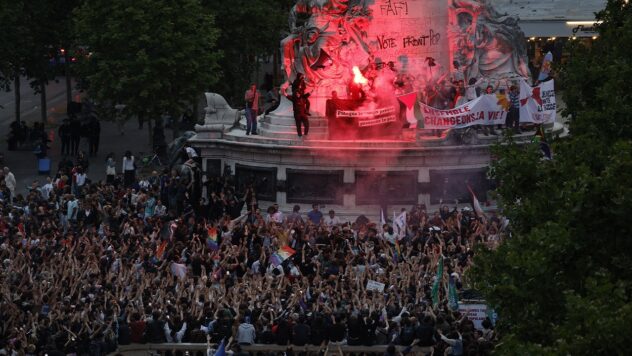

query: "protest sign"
xmin=419 ymin=95 xmax=507 ymax=129
xmin=419 ymin=79 xmax=556 ymax=128
xmin=458 ymin=303 xmax=496 ymax=330
xmin=366 ymin=280 xmax=385 ymax=292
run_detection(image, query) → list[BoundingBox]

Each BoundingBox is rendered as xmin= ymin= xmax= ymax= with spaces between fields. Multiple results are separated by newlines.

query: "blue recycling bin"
xmin=38 ymin=157 xmax=51 ymax=175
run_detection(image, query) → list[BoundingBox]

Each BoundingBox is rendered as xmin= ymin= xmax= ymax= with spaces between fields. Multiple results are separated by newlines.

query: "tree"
xmin=469 ymin=1 xmax=632 ymax=354
xmin=74 ymin=0 xmax=221 ymax=146
xmin=0 ymin=0 xmax=80 ymax=123
xmin=0 ymin=0 xmax=33 ymax=122
xmin=205 ymin=0 xmax=293 ymax=105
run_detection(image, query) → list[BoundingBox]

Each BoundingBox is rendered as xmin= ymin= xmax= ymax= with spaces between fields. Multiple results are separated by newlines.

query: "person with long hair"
xmin=122 ymin=151 xmax=135 ymax=187
xmin=105 ymin=153 xmax=116 ymax=184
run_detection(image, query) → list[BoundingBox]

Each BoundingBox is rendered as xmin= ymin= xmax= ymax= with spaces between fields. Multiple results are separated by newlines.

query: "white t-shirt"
xmin=75 ymin=173 xmax=87 ymax=186
xmin=122 ymin=156 xmax=135 ymax=171
xmin=324 ymin=215 xmax=342 ymax=227
xmin=185 ymin=147 xmax=198 ymax=158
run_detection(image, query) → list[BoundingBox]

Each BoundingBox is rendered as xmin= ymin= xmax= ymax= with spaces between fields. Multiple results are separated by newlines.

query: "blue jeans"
xmin=245 ymin=107 xmax=257 ymax=134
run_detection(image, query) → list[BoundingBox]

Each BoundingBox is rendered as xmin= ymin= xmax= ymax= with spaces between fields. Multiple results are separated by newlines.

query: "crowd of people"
xmin=0 ymin=151 xmax=505 ymax=356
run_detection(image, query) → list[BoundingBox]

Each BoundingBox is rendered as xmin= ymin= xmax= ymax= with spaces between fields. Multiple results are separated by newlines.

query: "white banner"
xmin=520 ymin=79 xmax=556 ymax=124
xmin=458 ymin=303 xmax=489 ymax=330
xmin=419 ymin=79 xmax=556 ymax=129
xmin=420 ymin=95 xmax=507 ymax=129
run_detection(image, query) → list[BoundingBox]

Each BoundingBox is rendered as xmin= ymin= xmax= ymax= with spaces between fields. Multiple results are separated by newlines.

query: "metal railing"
xmin=113 ymin=343 xmax=434 ymax=355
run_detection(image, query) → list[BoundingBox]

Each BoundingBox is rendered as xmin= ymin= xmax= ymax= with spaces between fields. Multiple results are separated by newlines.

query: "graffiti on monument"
xmin=379 ymin=0 xmax=409 ymax=16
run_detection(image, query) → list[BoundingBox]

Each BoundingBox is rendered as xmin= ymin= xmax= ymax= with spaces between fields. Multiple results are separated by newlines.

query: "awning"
xmin=518 ymin=20 xmax=599 ymax=37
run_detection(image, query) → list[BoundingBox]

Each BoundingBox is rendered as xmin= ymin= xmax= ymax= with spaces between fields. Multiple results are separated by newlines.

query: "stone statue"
xmin=202 ymin=92 xmax=240 ymax=127
xmin=281 ymin=0 xmax=372 ymax=93
xmin=450 ymin=0 xmax=530 ymax=81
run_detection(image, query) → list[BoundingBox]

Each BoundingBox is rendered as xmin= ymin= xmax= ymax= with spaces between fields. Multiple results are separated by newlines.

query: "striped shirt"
xmin=509 ymin=91 xmax=520 ymax=109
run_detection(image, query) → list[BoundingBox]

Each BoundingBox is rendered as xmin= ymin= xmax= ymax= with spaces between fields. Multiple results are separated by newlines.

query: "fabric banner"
xmin=336 ymin=106 xmax=397 ymax=127
xmin=520 ymin=79 xmax=556 ymax=124
xmin=419 ymin=95 xmax=507 ymax=129
xmin=419 ymin=79 xmax=556 ymax=128
xmin=458 ymin=304 xmax=490 ymax=330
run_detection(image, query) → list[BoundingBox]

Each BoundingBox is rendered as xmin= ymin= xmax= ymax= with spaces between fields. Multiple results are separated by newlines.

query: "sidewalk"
xmin=4 ymin=116 xmax=152 ymax=196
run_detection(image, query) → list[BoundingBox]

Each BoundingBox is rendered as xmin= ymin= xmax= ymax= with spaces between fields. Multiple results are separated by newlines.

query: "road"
xmin=0 ymin=76 xmax=81 ymax=135
xmin=0 ymin=76 xmax=152 ymax=196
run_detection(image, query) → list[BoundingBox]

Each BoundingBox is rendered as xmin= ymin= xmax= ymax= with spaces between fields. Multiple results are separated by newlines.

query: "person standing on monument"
xmin=507 ymin=85 xmax=522 ymax=134
xmin=244 ymin=83 xmax=260 ymax=135
xmin=291 ymin=73 xmax=311 ymax=138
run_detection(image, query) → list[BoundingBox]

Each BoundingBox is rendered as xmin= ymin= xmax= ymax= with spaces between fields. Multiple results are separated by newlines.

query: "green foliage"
xmin=0 ymin=0 xmax=57 ymax=88
xmin=74 ymin=0 xmax=221 ymax=121
xmin=206 ymin=0 xmax=293 ymax=105
xmin=470 ymin=1 xmax=632 ymax=354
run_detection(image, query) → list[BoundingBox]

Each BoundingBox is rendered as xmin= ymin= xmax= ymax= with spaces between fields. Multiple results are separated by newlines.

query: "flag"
xmin=169 ymin=221 xmax=178 ymax=241
xmin=519 ymin=79 xmax=556 ymax=124
xmin=206 ymin=226 xmax=219 ymax=251
xmin=431 ymin=255 xmax=444 ymax=307
xmin=394 ymin=210 xmax=407 ymax=240
xmin=393 ymin=240 xmax=401 ymax=264
xmin=214 ymin=338 xmax=226 ymax=356
xmin=537 ymin=51 xmax=553 ymax=82
xmin=466 ymin=184 xmax=484 ymax=218
xmin=170 ymin=262 xmax=187 ymax=279
xmin=380 ymin=208 xmax=386 ymax=229
xmin=448 ymin=275 xmax=459 ymax=311
xmin=397 ymin=92 xmax=418 ymax=127
xmin=155 ymin=240 xmax=168 ymax=260
xmin=269 ymin=245 xmax=296 ymax=267
xmin=17 ymin=222 xmax=26 ymax=238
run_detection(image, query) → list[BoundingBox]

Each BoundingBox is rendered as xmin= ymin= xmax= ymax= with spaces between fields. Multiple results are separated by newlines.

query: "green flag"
xmin=431 ymin=255 xmax=444 ymax=307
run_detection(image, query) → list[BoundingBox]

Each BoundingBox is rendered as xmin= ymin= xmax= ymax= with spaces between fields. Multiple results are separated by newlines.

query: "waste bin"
xmin=38 ymin=157 xmax=51 ymax=175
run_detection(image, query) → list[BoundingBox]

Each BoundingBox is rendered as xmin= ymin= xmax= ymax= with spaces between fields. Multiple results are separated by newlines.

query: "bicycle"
xmin=138 ymin=149 xmax=164 ymax=171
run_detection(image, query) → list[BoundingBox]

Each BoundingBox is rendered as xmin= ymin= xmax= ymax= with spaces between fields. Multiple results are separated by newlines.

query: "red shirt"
xmin=130 ymin=320 xmax=146 ymax=343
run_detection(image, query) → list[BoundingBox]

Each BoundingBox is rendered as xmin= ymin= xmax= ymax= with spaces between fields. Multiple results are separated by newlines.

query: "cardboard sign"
xmin=366 ymin=280 xmax=386 ymax=292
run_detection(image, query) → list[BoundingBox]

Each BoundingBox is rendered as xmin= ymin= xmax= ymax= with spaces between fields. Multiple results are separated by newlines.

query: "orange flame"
xmin=352 ymin=66 xmax=368 ymax=85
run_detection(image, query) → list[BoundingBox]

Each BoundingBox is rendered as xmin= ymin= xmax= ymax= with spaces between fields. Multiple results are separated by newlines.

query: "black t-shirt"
xmin=416 ymin=323 xmax=437 ymax=347
xmin=292 ymin=323 xmax=310 ymax=346
xmin=328 ymin=322 xmax=346 ymax=342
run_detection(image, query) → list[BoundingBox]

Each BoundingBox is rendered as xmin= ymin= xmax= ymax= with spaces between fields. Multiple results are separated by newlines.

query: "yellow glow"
xmin=566 ymin=21 xmax=601 ymax=25
xmin=352 ymin=66 xmax=368 ymax=85
xmin=592 ymin=36 xmax=598 ymax=39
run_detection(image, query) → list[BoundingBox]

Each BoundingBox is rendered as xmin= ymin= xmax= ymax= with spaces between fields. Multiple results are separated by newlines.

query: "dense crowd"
xmin=0 ymin=154 xmax=505 ymax=356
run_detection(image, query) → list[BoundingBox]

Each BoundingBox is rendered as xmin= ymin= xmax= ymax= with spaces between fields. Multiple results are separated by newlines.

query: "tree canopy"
xmin=74 ymin=0 xmax=221 ymax=124
xmin=470 ymin=1 xmax=632 ymax=354
xmin=205 ymin=0 xmax=293 ymax=105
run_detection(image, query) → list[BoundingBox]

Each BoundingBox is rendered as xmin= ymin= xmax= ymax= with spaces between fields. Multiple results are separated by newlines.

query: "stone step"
xmin=259 ymin=130 xmax=329 ymax=140
xmin=259 ymin=121 xmax=328 ymax=133
xmin=223 ymin=131 xmax=421 ymax=148
xmin=262 ymin=115 xmax=328 ymax=127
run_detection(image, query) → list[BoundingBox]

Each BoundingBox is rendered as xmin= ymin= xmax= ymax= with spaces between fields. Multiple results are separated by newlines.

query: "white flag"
xmin=394 ymin=211 xmax=407 ymax=240
xmin=519 ymin=79 xmax=556 ymax=124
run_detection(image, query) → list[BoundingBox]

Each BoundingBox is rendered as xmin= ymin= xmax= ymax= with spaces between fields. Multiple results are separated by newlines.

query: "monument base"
xmin=192 ymin=113 xmax=566 ymax=220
